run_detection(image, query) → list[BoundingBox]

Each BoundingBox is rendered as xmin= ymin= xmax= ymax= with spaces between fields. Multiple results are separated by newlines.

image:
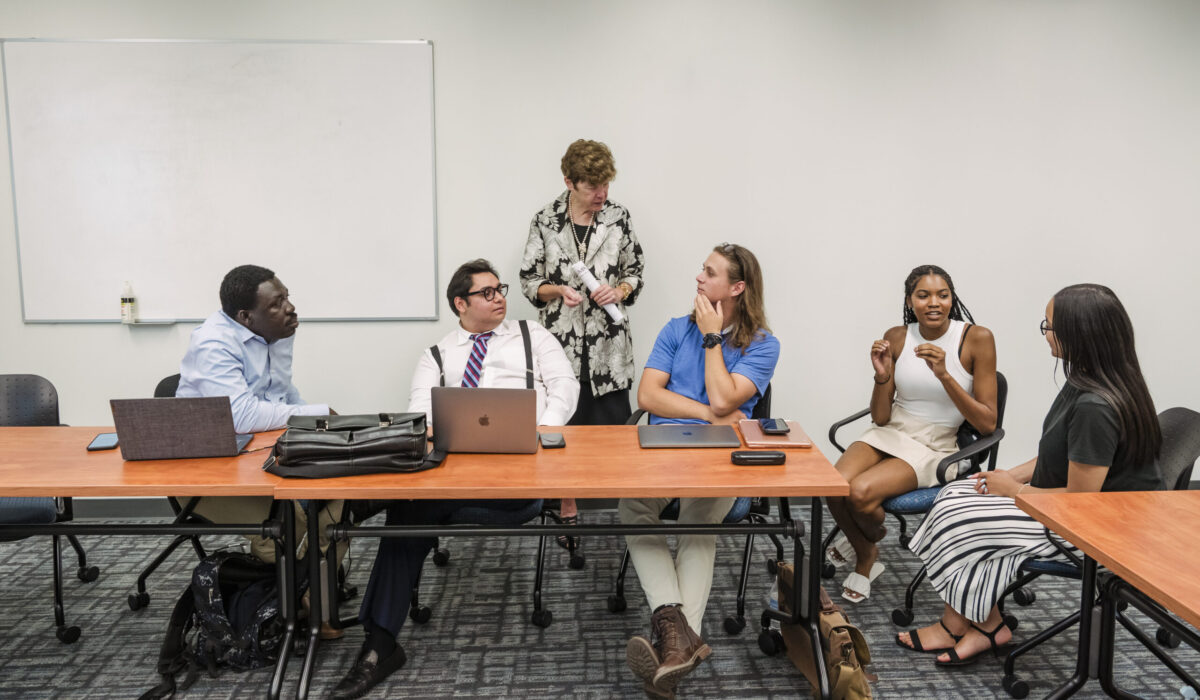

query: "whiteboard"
xmin=2 ymin=39 xmax=438 ymax=322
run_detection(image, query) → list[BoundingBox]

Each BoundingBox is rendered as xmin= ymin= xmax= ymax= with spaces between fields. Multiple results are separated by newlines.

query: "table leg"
xmin=297 ymin=499 xmax=324 ymax=700
xmin=1046 ymin=555 xmax=1098 ymax=699
xmin=270 ymin=501 xmax=297 ymax=700
xmin=807 ymin=498 xmax=831 ymax=700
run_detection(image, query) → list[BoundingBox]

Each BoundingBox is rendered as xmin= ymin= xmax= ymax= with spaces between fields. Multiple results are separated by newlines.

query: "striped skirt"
xmin=908 ymin=480 xmax=1078 ymax=623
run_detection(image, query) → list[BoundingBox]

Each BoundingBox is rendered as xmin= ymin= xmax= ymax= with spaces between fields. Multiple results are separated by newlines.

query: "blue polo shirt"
xmin=644 ymin=315 xmax=780 ymax=425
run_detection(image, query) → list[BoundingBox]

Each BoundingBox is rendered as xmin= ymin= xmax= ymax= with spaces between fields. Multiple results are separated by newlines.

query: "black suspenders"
xmin=430 ymin=320 xmax=534 ymax=389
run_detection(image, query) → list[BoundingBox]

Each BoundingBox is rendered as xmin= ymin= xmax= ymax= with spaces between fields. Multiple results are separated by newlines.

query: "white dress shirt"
xmin=409 ymin=319 xmax=579 ymax=427
xmin=176 ymin=310 xmax=330 ymax=433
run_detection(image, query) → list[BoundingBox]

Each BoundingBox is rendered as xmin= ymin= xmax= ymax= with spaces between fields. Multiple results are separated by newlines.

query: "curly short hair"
xmin=560 ymin=139 xmax=616 ymax=185
xmin=220 ymin=264 xmax=275 ymax=317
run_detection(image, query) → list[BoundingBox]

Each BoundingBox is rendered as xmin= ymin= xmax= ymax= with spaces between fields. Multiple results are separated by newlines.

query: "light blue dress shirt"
xmin=176 ymin=311 xmax=329 ymax=433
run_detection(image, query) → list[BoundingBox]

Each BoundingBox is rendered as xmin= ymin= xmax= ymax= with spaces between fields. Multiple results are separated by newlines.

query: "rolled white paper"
xmin=570 ymin=260 xmax=624 ymax=323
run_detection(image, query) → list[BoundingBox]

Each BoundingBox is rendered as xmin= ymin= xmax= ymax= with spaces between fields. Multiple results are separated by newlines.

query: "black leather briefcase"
xmin=263 ymin=412 xmax=444 ymax=478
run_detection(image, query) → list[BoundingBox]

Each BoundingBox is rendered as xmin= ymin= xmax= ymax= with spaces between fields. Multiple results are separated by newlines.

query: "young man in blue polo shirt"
xmin=622 ymin=244 xmax=779 ymax=699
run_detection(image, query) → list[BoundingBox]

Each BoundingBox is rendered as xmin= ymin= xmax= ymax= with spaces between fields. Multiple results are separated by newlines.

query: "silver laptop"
xmin=637 ymin=423 xmax=742 ymax=449
xmin=431 ymin=387 xmax=538 ymax=454
xmin=110 ymin=397 xmax=252 ymax=461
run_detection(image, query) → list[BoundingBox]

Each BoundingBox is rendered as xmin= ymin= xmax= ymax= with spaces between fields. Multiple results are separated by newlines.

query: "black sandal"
xmin=935 ymin=621 xmax=1011 ymax=668
xmin=556 ymin=514 xmax=579 ymax=551
xmin=897 ymin=620 xmax=963 ymax=654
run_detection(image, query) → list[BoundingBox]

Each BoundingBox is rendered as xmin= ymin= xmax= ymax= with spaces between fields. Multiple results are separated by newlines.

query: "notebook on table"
xmin=738 ymin=419 xmax=814 ymax=449
xmin=431 ymin=386 xmax=538 ymax=454
xmin=637 ymin=423 xmax=742 ymax=449
xmin=110 ymin=397 xmax=253 ymax=461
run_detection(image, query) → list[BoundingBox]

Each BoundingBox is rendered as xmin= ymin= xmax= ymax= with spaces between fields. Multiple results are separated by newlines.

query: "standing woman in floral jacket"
xmin=520 ymin=139 xmax=646 ymax=553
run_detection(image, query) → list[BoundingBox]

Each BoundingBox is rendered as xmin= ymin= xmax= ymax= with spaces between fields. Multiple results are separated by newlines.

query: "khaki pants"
xmin=190 ymin=496 xmax=347 ymax=565
xmin=618 ymin=496 xmax=735 ymax=635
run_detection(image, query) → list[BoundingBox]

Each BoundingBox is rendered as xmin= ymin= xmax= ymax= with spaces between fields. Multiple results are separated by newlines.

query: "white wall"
xmin=2 ymin=1 xmax=1198 ymax=468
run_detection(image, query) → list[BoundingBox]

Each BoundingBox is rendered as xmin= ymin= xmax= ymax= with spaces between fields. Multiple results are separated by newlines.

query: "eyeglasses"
xmin=464 ymin=284 xmax=509 ymax=302
xmin=1039 ymin=319 xmax=1053 ymax=335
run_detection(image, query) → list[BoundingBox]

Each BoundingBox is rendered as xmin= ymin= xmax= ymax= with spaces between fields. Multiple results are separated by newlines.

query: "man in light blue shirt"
xmin=177 ymin=266 xmax=329 ymax=431
xmin=176 ymin=265 xmax=340 ymax=574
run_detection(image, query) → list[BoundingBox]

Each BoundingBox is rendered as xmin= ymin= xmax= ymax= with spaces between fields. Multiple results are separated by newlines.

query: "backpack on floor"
xmin=776 ymin=560 xmax=875 ymax=700
xmin=140 ymin=551 xmax=298 ymax=700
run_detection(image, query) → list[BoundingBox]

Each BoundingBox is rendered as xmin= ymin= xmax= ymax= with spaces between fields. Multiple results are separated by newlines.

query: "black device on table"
xmin=759 ymin=418 xmax=790 ymax=435
xmin=539 ymin=432 xmax=565 ymax=449
xmin=86 ymin=432 xmax=119 ymax=451
xmin=731 ymin=450 xmax=786 ymax=465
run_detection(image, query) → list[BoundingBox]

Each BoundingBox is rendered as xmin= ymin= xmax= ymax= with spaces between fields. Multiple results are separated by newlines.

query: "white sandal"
xmin=826 ymin=533 xmax=855 ymax=569
xmin=841 ymin=561 xmax=885 ymax=603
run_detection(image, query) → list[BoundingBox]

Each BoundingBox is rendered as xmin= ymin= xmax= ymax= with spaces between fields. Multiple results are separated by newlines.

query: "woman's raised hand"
xmin=871 ymin=339 xmax=893 ymax=382
xmin=914 ymin=343 xmax=949 ymax=379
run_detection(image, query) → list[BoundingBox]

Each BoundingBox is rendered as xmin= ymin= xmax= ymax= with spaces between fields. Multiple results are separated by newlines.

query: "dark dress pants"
xmin=357 ymin=498 xmax=539 ymax=638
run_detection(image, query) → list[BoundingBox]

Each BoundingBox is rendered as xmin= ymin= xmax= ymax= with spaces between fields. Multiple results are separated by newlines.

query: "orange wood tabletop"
xmin=1017 ymin=490 xmax=1200 ymax=631
xmin=0 ymin=426 xmax=284 ymax=497
xmin=273 ymin=425 xmax=849 ymax=500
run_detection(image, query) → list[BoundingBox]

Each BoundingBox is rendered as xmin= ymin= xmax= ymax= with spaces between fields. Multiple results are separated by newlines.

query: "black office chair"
xmin=128 ymin=373 xmax=210 ymax=610
xmin=0 ymin=374 xmax=100 ymax=643
xmin=825 ymin=372 xmax=1008 ymax=626
xmin=999 ymin=406 xmax=1200 ymax=699
xmin=606 ymin=384 xmax=781 ymax=635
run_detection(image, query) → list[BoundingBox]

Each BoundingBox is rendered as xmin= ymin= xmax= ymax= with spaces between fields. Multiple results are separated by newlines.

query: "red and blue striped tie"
xmin=461 ymin=331 xmax=494 ymax=388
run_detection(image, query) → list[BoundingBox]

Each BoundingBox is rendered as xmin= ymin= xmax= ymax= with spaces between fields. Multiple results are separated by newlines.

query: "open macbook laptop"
xmin=637 ymin=423 xmax=742 ymax=449
xmin=110 ymin=397 xmax=252 ymax=461
xmin=431 ymin=387 xmax=538 ymax=454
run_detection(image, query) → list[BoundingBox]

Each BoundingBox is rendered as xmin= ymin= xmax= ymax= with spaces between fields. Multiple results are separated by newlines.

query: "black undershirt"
xmin=571 ymin=222 xmax=592 ymax=254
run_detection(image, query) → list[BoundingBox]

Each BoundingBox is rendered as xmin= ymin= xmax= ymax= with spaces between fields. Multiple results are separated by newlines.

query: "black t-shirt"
xmin=1030 ymin=383 xmax=1162 ymax=492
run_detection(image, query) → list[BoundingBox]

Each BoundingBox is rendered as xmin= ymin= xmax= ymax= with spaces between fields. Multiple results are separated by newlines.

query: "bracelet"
xmin=1016 ymin=484 xmax=1027 ymax=497
xmin=873 ymin=373 xmax=892 ymax=385
xmin=617 ymin=282 xmax=633 ymax=301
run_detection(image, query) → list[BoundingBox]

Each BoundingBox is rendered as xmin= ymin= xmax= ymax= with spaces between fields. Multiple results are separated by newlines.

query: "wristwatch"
xmin=702 ymin=333 xmax=723 ymax=349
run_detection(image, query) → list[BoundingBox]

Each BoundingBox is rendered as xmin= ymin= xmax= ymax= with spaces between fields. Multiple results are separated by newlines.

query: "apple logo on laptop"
xmin=478 ymin=414 xmax=490 ymax=427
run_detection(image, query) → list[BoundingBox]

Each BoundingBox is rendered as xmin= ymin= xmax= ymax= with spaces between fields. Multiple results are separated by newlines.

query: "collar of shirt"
xmin=454 ymin=319 xmax=514 ymax=346
xmin=217 ymin=309 xmax=267 ymax=346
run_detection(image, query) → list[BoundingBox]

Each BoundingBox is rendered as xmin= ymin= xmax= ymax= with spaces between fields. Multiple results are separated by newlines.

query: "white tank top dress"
xmin=856 ymin=320 xmax=974 ymax=487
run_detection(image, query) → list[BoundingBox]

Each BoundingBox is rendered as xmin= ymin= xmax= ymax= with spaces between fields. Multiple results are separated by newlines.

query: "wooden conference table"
xmin=1016 ymin=490 xmax=1200 ymax=698
xmin=0 ymin=424 xmax=849 ymax=699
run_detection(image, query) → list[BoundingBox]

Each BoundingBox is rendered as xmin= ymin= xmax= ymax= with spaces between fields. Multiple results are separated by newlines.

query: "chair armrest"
xmin=625 ymin=409 xmax=647 ymax=426
xmin=935 ymin=428 xmax=1005 ymax=484
xmin=828 ymin=408 xmax=871 ymax=454
xmin=1043 ymin=526 xmax=1084 ymax=568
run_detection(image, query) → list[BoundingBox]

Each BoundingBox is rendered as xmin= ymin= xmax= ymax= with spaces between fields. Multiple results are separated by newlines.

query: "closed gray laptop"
xmin=431 ymin=387 xmax=538 ymax=454
xmin=637 ymin=423 xmax=742 ymax=449
xmin=110 ymin=397 xmax=252 ymax=461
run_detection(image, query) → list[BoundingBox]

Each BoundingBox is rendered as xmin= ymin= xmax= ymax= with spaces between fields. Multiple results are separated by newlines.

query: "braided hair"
xmin=901 ymin=265 xmax=975 ymax=325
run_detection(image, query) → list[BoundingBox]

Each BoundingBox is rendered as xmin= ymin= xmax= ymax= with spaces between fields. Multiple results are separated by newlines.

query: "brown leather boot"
xmin=650 ymin=605 xmax=711 ymax=691
xmin=626 ymin=635 xmax=677 ymax=699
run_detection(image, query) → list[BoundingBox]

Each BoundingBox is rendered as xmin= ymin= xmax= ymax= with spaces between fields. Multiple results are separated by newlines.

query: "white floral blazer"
xmin=519 ymin=191 xmax=645 ymax=396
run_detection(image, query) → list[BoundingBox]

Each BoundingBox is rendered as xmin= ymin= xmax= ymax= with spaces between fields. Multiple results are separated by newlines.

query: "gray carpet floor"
xmin=0 ymin=504 xmax=1194 ymax=699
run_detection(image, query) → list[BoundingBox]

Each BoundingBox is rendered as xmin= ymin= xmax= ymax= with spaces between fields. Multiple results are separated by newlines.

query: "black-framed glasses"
xmin=1039 ymin=319 xmax=1053 ymax=335
xmin=465 ymin=284 xmax=509 ymax=302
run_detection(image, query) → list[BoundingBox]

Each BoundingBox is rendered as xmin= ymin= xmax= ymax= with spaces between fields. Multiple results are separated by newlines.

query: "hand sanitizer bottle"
xmin=121 ymin=281 xmax=137 ymax=324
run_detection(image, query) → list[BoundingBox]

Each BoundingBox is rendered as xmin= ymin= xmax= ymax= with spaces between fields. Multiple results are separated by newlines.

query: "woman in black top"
xmin=896 ymin=283 xmax=1162 ymax=667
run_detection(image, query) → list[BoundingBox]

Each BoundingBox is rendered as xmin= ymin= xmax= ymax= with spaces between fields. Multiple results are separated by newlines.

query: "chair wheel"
xmin=723 ymin=616 xmax=746 ymax=635
xmin=77 ymin=566 xmax=100 ymax=583
xmin=898 ymin=534 xmax=911 ymax=548
xmin=1013 ymin=588 xmax=1036 ymax=606
xmin=338 ymin=584 xmax=358 ymax=602
xmin=891 ymin=608 xmax=914 ymax=626
xmin=1002 ymin=674 xmax=1029 ymax=698
xmin=409 ymin=605 xmax=432 ymax=624
xmin=568 ymin=553 xmax=586 ymax=570
xmin=607 ymin=595 xmax=627 ymax=613
xmin=820 ymin=561 xmax=835 ymax=580
xmin=757 ymin=628 xmax=785 ymax=656
xmin=531 ymin=609 xmax=553 ymax=628
xmin=766 ymin=558 xmax=779 ymax=575
xmin=1003 ymin=613 xmax=1019 ymax=632
xmin=128 ymin=591 xmax=150 ymax=611
xmin=1156 ymin=628 xmax=1181 ymax=649
xmin=56 ymin=625 xmax=81 ymax=644
xmin=432 ymin=549 xmax=450 ymax=566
